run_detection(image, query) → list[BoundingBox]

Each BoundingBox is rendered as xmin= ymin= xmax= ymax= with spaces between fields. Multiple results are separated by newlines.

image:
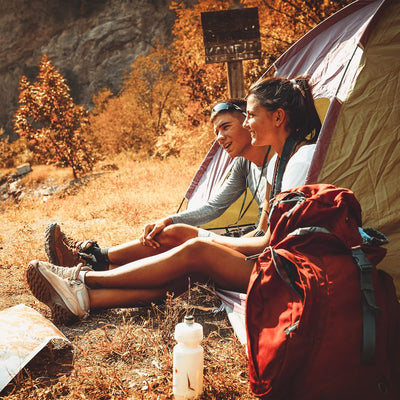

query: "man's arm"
xmin=141 ymin=157 xmax=269 ymax=246
xmin=139 ymin=159 xmax=248 ymax=247
xmin=169 ymin=158 xmax=249 ymax=226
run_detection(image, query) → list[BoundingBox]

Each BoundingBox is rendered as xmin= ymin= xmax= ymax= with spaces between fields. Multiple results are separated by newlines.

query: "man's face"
xmin=213 ymin=112 xmax=252 ymax=158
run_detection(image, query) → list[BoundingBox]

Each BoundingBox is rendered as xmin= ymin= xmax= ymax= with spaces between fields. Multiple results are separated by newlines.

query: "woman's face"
xmin=243 ymin=94 xmax=277 ymax=147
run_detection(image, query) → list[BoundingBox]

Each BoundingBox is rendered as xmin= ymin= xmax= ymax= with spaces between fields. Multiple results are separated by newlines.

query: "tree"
xmin=169 ymin=0 xmax=353 ymax=124
xmin=13 ymin=55 xmax=97 ymax=179
xmin=86 ymin=44 xmax=188 ymax=158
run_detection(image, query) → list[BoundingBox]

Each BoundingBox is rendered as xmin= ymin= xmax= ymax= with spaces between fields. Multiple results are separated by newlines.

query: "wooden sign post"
xmin=201 ymin=7 xmax=261 ymax=98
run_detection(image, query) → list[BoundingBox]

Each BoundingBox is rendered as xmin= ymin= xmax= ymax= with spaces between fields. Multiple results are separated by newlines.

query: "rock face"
xmin=0 ymin=0 xmax=176 ymax=138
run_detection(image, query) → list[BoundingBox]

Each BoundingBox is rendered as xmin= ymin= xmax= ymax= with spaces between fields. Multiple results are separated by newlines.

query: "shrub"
xmin=86 ymin=44 xmax=188 ymax=158
xmin=13 ymin=55 xmax=98 ymax=179
xmin=0 ymin=136 xmax=33 ymax=169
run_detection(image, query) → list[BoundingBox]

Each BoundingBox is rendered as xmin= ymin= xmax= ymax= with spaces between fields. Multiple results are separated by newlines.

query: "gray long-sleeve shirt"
xmin=170 ymin=157 xmax=267 ymax=227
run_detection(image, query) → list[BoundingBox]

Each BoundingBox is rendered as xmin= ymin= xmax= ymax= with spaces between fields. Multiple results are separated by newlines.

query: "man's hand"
xmin=139 ymin=217 xmax=173 ymax=248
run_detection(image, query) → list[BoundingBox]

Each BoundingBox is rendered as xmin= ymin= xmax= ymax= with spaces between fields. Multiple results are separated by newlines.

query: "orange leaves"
xmin=86 ymin=44 xmax=187 ymax=158
xmin=13 ymin=55 xmax=97 ymax=179
xmin=169 ymin=0 xmax=353 ymax=123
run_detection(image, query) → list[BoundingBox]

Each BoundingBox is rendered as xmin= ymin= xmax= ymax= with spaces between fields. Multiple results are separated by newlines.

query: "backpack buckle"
xmin=351 ymin=247 xmax=373 ymax=272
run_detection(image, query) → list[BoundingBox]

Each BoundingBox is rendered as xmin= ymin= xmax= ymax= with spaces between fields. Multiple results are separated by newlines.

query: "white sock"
xmin=78 ymin=270 xmax=88 ymax=283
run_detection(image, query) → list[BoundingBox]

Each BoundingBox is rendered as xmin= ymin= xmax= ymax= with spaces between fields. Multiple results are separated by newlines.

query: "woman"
xmin=245 ymin=76 xmax=320 ymax=205
xmin=26 ymin=76 xmax=321 ymax=325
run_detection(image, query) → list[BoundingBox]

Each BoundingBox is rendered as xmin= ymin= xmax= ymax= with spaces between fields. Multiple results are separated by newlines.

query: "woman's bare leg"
xmin=85 ymin=238 xmax=253 ymax=310
xmin=89 ymin=279 xmax=189 ymax=310
xmin=107 ymin=224 xmax=200 ymax=266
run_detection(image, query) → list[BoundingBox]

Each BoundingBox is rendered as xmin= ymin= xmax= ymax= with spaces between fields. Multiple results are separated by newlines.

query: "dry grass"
xmin=0 ymin=153 xmax=255 ymax=399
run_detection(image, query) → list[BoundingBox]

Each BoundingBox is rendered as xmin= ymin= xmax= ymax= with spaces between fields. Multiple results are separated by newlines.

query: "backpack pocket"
xmin=246 ymin=249 xmax=318 ymax=398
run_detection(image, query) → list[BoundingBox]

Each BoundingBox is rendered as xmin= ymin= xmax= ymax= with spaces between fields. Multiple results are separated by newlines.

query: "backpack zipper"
xmin=284 ymin=320 xmax=299 ymax=336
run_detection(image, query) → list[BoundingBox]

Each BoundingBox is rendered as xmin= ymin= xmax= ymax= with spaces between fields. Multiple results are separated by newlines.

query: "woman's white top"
xmin=266 ymin=144 xmax=316 ymax=191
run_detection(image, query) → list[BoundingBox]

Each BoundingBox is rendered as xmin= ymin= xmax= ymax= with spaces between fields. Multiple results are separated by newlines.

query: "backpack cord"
xmin=270 ymin=248 xmax=304 ymax=301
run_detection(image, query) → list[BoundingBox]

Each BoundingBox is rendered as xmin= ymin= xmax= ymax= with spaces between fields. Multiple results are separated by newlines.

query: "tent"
xmin=181 ymin=0 xmax=400 ymax=343
xmin=273 ymin=0 xmax=400 ymax=294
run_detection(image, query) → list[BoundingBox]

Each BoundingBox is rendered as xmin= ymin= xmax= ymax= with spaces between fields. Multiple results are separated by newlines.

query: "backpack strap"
xmin=269 ymin=135 xmax=297 ymax=200
xmin=351 ymin=246 xmax=381 ymax=364
xmin=288 ymin=226 xmax=380 ymax=364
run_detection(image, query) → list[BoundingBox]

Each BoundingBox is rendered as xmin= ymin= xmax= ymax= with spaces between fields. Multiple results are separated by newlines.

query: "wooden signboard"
xmin=201 ymin=8 xmax=261 ymax=64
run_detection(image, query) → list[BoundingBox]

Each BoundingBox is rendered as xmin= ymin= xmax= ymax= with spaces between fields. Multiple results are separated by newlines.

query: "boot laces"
xmin=62 ymin=234 xmax=82 ymax=255
xmin=69 ymin=263 xmax=85 ymax=282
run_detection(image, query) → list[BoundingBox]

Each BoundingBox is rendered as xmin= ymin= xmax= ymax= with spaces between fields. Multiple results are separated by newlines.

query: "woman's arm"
xmin=210 ymin=228 xmax=271 ymax=257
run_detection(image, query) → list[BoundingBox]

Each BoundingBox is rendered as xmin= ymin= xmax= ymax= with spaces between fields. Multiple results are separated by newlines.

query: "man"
xmin=45 ymin=100 xmax=273 ymax=271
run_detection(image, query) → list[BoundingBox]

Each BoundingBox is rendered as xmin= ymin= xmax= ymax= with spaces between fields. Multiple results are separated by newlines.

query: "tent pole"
xmin=334 ymin=43 xmax=361 ymax=99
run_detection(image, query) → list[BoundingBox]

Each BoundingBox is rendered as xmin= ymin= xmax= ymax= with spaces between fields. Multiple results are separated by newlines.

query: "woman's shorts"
xmin=197 ymin=228 xmax=219 ymax=238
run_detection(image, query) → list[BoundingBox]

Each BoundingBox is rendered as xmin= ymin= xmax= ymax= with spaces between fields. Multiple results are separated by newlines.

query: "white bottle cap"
xmin=175 ymin=315 xmax=203 ymax=343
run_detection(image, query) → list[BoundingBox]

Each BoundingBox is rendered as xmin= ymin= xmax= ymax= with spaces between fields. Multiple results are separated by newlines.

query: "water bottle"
xmin=173 ymin=315 xmax=204 ymax=399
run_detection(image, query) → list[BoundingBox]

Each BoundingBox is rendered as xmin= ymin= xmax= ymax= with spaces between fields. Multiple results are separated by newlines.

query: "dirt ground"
xmin=0 ymin=159 xmax=256 ymax=399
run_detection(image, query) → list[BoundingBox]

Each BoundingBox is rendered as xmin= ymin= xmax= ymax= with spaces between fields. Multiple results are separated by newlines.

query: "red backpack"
xmin=245 ymin=184 xmax=400 ymax=399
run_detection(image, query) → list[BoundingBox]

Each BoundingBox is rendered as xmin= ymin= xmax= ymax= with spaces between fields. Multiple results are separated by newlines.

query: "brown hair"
xmin=247 ymin=76 xmax=321 ymax=144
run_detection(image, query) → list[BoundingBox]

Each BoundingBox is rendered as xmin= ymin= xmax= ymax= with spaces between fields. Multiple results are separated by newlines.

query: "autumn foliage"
xmin=85 ymin=44 xmax=190 ymax=159
xmin=9 ymin=1 xmax=352 ymax=169
xmin=13 ymin=55 xmax=97 ymax=179
xmin=88 ymin=0 xmax=352 ymax=158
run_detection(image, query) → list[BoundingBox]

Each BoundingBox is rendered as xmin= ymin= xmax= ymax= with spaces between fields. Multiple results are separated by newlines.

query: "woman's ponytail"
xmin=293 ymin=77 xmax=321 ymax=143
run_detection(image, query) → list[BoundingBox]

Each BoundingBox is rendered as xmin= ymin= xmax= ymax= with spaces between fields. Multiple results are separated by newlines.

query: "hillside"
xmin=0 ymin=0 xmax=176 ymax=138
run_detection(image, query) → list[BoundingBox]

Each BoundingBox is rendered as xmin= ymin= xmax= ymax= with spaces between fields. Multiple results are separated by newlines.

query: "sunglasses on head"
xmin=211 ymin=102 xmax=246 ymax=118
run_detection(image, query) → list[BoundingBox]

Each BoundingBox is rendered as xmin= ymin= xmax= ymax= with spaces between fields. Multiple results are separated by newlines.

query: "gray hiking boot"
xmin=45 ymin=222 xmax=98 ymax=267
xmin=26 ymin=260 xmax=91 ymax=326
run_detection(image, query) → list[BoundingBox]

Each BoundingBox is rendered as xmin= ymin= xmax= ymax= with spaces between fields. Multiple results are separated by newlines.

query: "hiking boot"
xmin=26 ymin=260 xmax=91 ymax=326
xmin=45 ymin=222 xmax=99 ymax=267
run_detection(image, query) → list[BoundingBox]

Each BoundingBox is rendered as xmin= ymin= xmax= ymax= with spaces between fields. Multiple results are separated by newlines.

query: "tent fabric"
xmin=215 ymin=289 xmax=247 ymax=345
xmin=184 ymin=140 xmax=260 ymax=231
xmin=315 ymin=0 xmax=400 ymax=293
xmin=184 ymin=140 xmax=232 ymax=205
xmin=273 ymin=0 xmax=386 ymax=101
